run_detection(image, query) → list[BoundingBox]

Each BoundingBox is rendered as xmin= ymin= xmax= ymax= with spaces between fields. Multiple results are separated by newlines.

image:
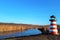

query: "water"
xmin=0 ymin=29 xmax=42 ymax=39
xmin=21 ymin=29 xmax=42 ymax=36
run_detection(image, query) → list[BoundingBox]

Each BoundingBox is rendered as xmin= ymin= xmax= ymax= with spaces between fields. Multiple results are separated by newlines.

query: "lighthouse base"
xmin=49 ymin=32 xmax=59 ymax=35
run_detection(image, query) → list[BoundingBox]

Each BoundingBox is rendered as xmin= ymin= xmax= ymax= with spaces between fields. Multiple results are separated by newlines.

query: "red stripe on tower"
xmin=49 ymin=15 xmax=59 ymax=35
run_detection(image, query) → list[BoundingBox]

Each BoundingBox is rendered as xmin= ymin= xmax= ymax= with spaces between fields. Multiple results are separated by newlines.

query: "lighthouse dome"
xmin=50 ymin=15 xmax=56 ymax=18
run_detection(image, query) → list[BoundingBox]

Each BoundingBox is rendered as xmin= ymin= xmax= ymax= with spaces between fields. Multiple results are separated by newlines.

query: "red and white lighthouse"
xmin=49 ymin=15 xmax=59 ymax=35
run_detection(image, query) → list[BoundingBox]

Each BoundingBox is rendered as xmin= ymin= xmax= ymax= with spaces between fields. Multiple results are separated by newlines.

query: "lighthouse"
xmin=49 ymin=15 xmax=59 ymax=35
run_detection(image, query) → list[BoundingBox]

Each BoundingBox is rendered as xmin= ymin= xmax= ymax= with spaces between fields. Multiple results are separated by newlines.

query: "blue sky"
xmin=0 ymin=0 xmax=60 ymax=25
